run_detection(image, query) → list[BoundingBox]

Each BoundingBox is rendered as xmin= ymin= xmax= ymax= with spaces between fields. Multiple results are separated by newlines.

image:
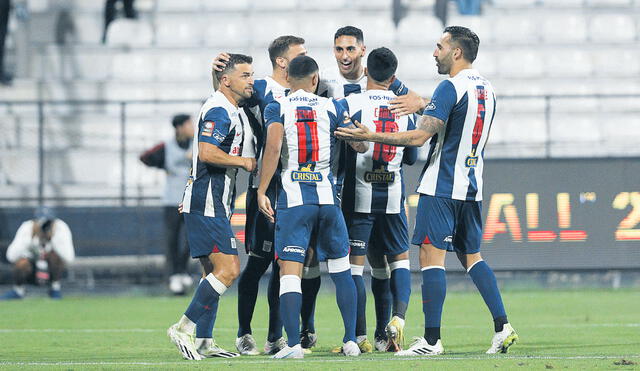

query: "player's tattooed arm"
xmin=257 ymin=123 xmax=284 ymax=223
xmin=335 ymin=115 xmax=443 ymax=147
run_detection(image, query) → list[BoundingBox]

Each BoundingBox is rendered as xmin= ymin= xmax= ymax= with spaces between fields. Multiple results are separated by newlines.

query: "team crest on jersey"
xmin=291 ymin=163 xmax=323 ymax=182
xmin=465 ymin=150 xmax=478 ymax=168
xmin=202 ymin=121 xmax=214 ymax=136
xmin=364 ymin=165 xmax=395 ymax=184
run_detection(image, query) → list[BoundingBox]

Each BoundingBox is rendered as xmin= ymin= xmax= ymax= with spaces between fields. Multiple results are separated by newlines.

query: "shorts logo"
xmin=230 ymin=238 xmax=237 ymax=250
xmin=364 ymin=165 xmax=395 ymax=184
xmin=349 ymin=239 xmax=366 ymax=250
xmin=444 ymin=236 xmax=453 ymax=243
xmin=202 ymin=121 xmax=214 ymax=137
xmin=291 ymin=163 xmax=323 ymax=183
xmin=262 ymin=241 xmax=272 ymax=253
xmin=425 ymin=102 xmax=436 ymax=111
xmin=283 ymin=246 xmax=306 ymax=256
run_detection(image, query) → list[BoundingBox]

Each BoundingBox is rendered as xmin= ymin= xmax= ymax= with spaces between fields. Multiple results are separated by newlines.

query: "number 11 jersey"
xmin=264 ymin=89 xmax=350 ymax=209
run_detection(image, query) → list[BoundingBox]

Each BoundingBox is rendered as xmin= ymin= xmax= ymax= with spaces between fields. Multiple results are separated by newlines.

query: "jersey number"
xmin=295 ymin=121 xmax=319 ymax=164
xmin=373 ymin=120 xmax=398 ymax=163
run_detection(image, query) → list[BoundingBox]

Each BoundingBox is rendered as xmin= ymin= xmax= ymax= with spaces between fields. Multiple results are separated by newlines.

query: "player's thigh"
xmin=274 ymin=205 xmax=317 ymax=264
xmin=345 ymin=212 xmax=375 ymax=262
xmin=183 ymin=213 xmax=238 ymax=258
xmin=452 ymin=200 xmax=483 ymax=255
xmin=371 ymin=212 xmax=410 ymax=257
xmin=411 ymin=194 xmax=456 ymax=252
xmin=315 ymin=205 xmax=350 ymax=261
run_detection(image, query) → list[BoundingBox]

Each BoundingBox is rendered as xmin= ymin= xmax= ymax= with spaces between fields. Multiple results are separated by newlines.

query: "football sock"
xmin=328 ymin=257 xmax=357 ymax=344
xmin=267 ymin=261 xmax=283 ymax=342
xmin=371 ymin=268 xmax=392 ymax=338
xmin=184 ymin=273 xmax=226 ymax=328
xmin=467 ymin=260 xmax=508 ymax=329
xmin=421 ymin=266 xmax=446 ymax=345
xmin=196 ymin=297 xmax=216 ymax=339
xmin=390 ymin=260 xmax=411 ymax=319
xmin=300 ymin=267 xmax=321 ymax=333
xmin=236 ymin=256 xmax=270 ymax=337
xmin=279 ymin=275 xmax=302 ymax=347
xmin=351 ymin=264 xmax=367 ymax=337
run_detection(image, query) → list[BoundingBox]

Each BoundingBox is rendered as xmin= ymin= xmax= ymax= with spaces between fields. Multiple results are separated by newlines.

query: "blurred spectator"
xmin=140 ymin=114 xmax=194 ymax=295
xmin=0 ymin=0 xmax=11 ymax=85
xmin=457 ymin=0 xmax=482 ymax=15
xmin=1 ymin=207 xmax=75 ymax=300
xmin=435 ymin=0 xmax=448 ymax=27
xmin=102 ymin=0 xmax=137 ymax=44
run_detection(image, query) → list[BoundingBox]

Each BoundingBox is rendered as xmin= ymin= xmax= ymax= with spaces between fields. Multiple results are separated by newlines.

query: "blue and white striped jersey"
xmin=418 ymin=69 xmax=496 ymax=201
xmin=318 ymin=66 xmax=367 ymax=99
xmin=244 ymin=76 xmax=289 ymax=189
xmin=180 ymin=91 xmax=246 ymax=218
xmin=341 ymin=90 xmax=417 ymax=214
xmin=264 ymin=89 xmax=349 ymax=209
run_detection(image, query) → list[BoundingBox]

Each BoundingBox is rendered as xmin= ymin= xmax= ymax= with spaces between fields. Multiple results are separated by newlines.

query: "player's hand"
xmin=335 ymin=120 xmax=371 ymax=142
xmin=242 ymin=157 xmax=257 ymax=173
xmin=212 ymin=52 xmax=230 ymax=72
xmin=389 ymin=90 xmax=427 ymax=116
xmin=257 ymin=192 xmax=275 ymax=223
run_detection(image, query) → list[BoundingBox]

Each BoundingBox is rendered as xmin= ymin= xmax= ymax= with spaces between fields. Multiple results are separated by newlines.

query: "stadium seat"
xmin=496 ymin=50 xmax=544 ymax=78
xmin=249 ymin=15 xmax=300 ymax=46
xmin=472 ymin=50 xmax=498 ymax=78
xmin=155 ymin=16 xmax=201 ymax=46
xmin=589 ymin=14 xmax=637 ymax=43
xmin=300 ymin=0 xmax=347 ymax=10
xmin=545 ymin=50 xmax=593 ymax=78
xmin=156 ymin=0 xmax=201 ymax=11
xmin=202 ymin=14 xmax=251 ymax=47
xmin=155 ymin=52 xmax=208 ymax=82
xmin=492 ymin=15 xmax=540 ymax=44
xmin=550 ymin=114 xmax=601 ymax=143
xmin=394 ymin=48 xmax=440 ymax=80
xmin=73 ymin=14 xmax=104 ymax=44
xmin=106 ymin=19 xmax=153 ymax=47
xmin=349 ymin=14 xmax=395 ymax=46
xmin=591 ymin=49 xmax=640 ymax=77
xmin=540 ymin=0 xmax=585 ymax=7
xmin=586 ymin=0 xmax=633 ymax=6
xmin=111 ymin=53 xmax=155 ymax=81
xmin=396 ymin=14 xmax=443 ymax=46
xmin=352 ymin=0 xmax=391 ymax=10
xmin=201 ymin=0 xmax=249 ymax=11
xmin=542 ymin=14 xmax=588 ymax=43
xmin=497 ymin=114 xmax=548 ymax=144
xmin=299 ymin=14 xmax=346 ymax=47
xmin=253 ymin=0 xmax=297 ymax=10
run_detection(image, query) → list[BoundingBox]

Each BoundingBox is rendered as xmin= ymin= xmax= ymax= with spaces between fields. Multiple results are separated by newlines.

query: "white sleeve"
xmin=6 ymin=221 xmax=36 ymax=263
xmin=50 ymin=220 xmax=75 ymax=263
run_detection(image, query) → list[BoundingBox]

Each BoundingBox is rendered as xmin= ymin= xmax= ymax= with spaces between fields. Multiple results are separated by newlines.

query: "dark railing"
xmin=1 ymin=94 xmax=638 ymax=205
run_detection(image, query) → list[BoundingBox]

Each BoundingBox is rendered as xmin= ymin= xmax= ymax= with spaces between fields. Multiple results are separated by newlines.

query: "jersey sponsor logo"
xmin=283 ymin=245 xmax=306 ymax=256
xmin=425 ymin=102 xmax=436 ymax=111
xmin=202 ymin=121 xmax=215 ymax=137
xmin=465 ymin=153 xmax=478 ymax=168
xmin=212 ymin=129 xmax=226 ymax=142
xmin=291 ymin=163 xmax=323 ymax=182
xmin=364 ymin=165 xmax=395 ymax=183
xmin=231 ymin=146 xmax=240 ymax=155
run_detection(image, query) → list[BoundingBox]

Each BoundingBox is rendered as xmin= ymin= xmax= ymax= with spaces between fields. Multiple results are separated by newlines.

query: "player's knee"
xmin=371 ymin=266 xmax=391 ymax=280
xmin=327 ymin=256 xmax=350 ymax=274
xmin=213 ymin=263 xmax=240 ymax=285
xmin=14 ymin=258 xmax=32 ymax=273
xmin=389 ymin=259 xmax=410 ymax=272
xmin=302 ymin=264 xmax=320 ymax=279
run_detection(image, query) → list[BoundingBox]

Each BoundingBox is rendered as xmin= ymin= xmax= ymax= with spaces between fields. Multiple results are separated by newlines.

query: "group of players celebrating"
xmin=167 ymin=24 xmax=519 ymax=360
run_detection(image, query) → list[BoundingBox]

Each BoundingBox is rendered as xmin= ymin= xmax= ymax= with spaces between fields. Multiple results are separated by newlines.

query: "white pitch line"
xmin=1 ymin=323 xmax=638 ymax=333
xmin=1 ymin=355 xmax=640 ymax=366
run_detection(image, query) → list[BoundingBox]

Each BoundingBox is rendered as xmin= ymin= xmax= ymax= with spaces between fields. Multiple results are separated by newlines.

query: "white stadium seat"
xmin=550 ymin=114 xmax=601 ymax=142
xmin=73 ymin=14 xmax=104 ymax=44
xmin=156 ymin=0 xmax=201 ymax=11
xmin=201 ymin=0 xmax=249 ymax=11
xmin=155 ymin=53 xmax=207 ymax=82
xmin=350 ymin=14 xmax=396 ymax=47
xmin=111 ymin=53 xmax=155 ymax=81
xmin=544 ymin=50 xmax=593 ymax=77
xmin=106 ymin=19 xmax=153 ymax=47
xmin=447 ymin=16 xmax=492 ymax=43
xmin=589 ymin=14 xmax=637 ymax=43
xmin=253 ymin=0 xmax=297 ymax=10
xmin=249 ymin=15 xmax=300 ymax=46
xmin=591 ymin=49 xmax=640 ymax=77
xmin=542 ymin=14 xmax=588 ymax=43
xmin=496 ymin=50 xmax=544 ymax=78
xmin=202 ymin=14 xmax=251 ymax=47
xmin=396 ymin=14 xmax=443 ymax=46
xmin=155 ymin=16 xmax=202 ymax=46
xmin=300 ymin=0 xmax=347 ymax=10
xmin=299 ymin=14 xmax=347 ymax=47
xmin=493 ymin=15 xmax=540 ymax=44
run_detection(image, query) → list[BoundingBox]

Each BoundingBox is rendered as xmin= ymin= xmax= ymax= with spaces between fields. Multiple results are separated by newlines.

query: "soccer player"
xmin=211 ymin=36 xmax=307 ymax=356
xmin=257 ymin=55 xmax=365 ymax=359
xmin=167 ymin=54 xmax=257 ymax=361
xmin=1 ymin=206 xmax=74 ymax=300
xmin=335 ymin=26 xmax=519 ymax=356
xmin=339 ymin=47 xmax=417 ymax=352
xmin=313 ymin=25 xmax=425 ymax=353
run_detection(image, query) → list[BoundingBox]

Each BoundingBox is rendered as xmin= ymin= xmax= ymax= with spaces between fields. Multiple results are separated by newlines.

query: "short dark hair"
xmin=443 ymin=26 xmax=480 ymax=63
xmin=367 ymin=47 xmax=398 ymax=83
xmin=214 ymin=53 xmax=253 ymax=81
xmin=268 ymin=35 xmax=305 ymax=68
xmin=287 ymin=55 xmax=319 ymax=80
xmin=334 ymin=26 xmax=364 ymax=43
xmin=172 ymin=114 xmax=191 ymax=128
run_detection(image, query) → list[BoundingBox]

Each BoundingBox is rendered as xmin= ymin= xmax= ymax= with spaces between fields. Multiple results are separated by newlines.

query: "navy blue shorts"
xmin=411 ymin=194 xmax=483 ymax=254
xmin=345 ymin=212 xmax=409 ymax=257
xmin=274 ymin=204 xmax=349 ymax=263
xmin=184 ymin=213 xmax=238 ymax=258
xmin=244 ymin=187 xmax=275 ymax=259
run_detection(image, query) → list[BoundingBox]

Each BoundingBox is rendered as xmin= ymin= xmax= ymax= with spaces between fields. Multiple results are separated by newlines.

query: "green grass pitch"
xmin=0 ymin=289 xmax=638 ymax=370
